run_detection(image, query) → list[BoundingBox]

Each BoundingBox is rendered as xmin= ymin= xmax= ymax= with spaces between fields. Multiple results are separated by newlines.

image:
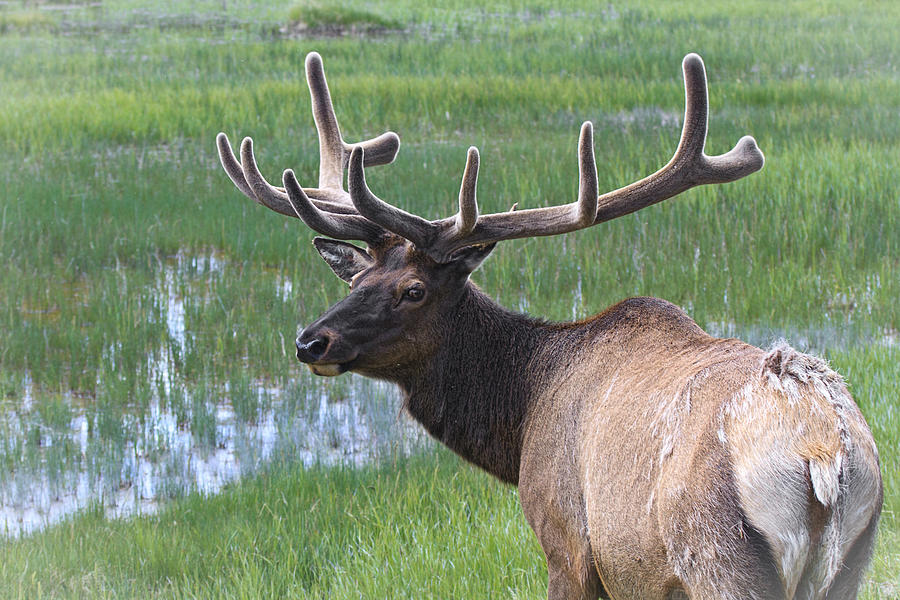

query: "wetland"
xmin=0 ymin=0 xmax=897 ymax=597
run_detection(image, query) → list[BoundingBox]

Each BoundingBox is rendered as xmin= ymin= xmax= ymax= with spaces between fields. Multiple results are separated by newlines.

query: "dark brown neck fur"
xmin=396 ymin=283 xmax=571 ymax=484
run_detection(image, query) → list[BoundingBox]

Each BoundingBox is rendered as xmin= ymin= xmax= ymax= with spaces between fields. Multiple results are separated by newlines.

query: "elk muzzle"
xmin=295 ymin=327 xmax=352 ymax=376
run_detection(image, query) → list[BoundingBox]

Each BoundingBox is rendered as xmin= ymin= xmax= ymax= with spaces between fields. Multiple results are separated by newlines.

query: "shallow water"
xmin=0 ymin=250 xmax=426 ymax=538
xmin=0 ymin=371 xmax=423 ymax=538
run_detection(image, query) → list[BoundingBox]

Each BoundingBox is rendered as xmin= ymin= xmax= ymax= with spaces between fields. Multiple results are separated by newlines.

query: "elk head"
xmin=216 ymin=51 xmax=764 ymax=381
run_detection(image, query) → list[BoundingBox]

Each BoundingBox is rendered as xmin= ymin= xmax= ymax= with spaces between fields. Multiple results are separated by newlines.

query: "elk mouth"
xmin=307 ymin=362 xmax=350 ymax=377
xmin=302 ymin=353 xmax=358 ymax=377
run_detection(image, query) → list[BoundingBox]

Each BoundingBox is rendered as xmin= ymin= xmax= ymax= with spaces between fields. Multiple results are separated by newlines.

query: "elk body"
xmin=216 ymin=52 xmax=882 ymax=599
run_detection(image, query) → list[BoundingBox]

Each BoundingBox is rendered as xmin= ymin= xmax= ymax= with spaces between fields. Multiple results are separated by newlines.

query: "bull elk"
xmin=216 ymin=52 xmax=882 ymax=599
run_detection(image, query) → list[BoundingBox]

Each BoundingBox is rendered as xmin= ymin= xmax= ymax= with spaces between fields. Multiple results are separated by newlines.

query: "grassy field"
xmin=0 ymin=0 xmax=897 ymax=597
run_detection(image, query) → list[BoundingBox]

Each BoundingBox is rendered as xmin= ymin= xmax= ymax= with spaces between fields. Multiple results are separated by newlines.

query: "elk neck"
xmin=395 ymin=281 xmax=577 ymax=485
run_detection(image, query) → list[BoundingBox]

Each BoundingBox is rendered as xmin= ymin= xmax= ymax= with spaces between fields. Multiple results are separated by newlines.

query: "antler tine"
xmin=355 ymin=131 xmax=402 ymax=167
xmin=238 ymin=137 xmax=308 ymax=219
xmin=305 ymin=51 xmax=345 ymax=190
xmin=235 ymin=136 xmax=384 ymax=223
xmin=345 ymin=125 xmax=602 ymax=263
xmin=217 ymin=52 xmax=403 ymax=243
xmin=283 ymin=169 xmax=385 ymax=242
xmin=669 ymin=53 xmax=766 ymax=184
xmin=217 ymin=132 xmax=349 ymax=212
xmin=673 ymin=53 xmax=709 ymax=162
xmin=218 ymin=131 xmax=362 ymax=215
xmin=348 ymin=145 xmax=483 ymax=253
xmin=590 ymin=53 xmax=764 ymax=222
xmin=576 ymin=121 xmax=599 ymax=227
xmin=216 ymin=132 xmax=257 ymax=200
xmin=306 ymin=51 xmax=401 ymax=190
xmin=348 ymin=147 xmax=435 ymax=248
xmin=456 ymin=147 xmax=480 ymax=235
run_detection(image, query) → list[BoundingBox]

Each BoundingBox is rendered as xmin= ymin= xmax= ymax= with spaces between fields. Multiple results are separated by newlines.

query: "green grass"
xmin=0 ymin=0 xmax=897 ymax=596
xmin=0 ymin=10 xmax=56 ymax=33
xmin=0 ymin=452 xmax=544 ymax=599
xmin=287 ymin=2 xmax=403 ymax=32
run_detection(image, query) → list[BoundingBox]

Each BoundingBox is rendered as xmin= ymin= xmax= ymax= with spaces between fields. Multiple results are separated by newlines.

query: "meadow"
xmin=0 ymin=0 xmax=897 ymax=596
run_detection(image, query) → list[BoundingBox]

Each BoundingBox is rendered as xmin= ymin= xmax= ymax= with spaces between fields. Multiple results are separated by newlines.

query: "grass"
xmin=0 ymin=451 xmax=545 ymax=599
xmin=0 ymin=10 xmax=56 ymax=33
xmin=287 ymin=2 xmax=403 ymax=33
xmin=0 ymin=0 xmax=897 ymax=596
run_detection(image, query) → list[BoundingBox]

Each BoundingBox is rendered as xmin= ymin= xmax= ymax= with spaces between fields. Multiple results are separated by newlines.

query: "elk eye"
xmin=404 ymin=285 xmax=425 ymax=301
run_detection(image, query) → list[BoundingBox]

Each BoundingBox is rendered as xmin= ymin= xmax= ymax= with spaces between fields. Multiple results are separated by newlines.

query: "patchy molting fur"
xmin=406 ymin=290 xmax=881 ymax=599
xmin=724 ymin=343 xmax=882 ymax=598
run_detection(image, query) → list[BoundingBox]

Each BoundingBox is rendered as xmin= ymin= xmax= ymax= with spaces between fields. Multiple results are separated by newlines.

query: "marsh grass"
xmin=0 ymin=10 xmax=56 ymax=33
xmin=0 ymin=0 xmax=897 ymax=595
xmin=287 ymin=2 xmax=404 ymax=34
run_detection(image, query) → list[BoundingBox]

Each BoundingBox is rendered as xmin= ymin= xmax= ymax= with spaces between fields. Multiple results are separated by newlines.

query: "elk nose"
xmin=296 ymin=332 xmax=330 ymax=362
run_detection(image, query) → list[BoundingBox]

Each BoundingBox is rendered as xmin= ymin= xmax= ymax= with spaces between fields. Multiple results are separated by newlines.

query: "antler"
xmin=216 ymin=52 xmax=400 ymax=243
xmin=347 ymin=53 xmax=765 ymax=263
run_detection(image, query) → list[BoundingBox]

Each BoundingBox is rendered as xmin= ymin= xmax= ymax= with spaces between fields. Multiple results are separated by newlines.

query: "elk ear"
xmin=313 ymin=237 xmax=374 ymax=283
xmin=447 ymin=243 xmax=496 ymax=276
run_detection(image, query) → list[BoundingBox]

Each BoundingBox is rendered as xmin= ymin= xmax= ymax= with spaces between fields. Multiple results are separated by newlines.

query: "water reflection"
xmin=1 ymin=250 xmax=426 ymax=538
xmin=0 ymin=374 xmax=424 ymax=538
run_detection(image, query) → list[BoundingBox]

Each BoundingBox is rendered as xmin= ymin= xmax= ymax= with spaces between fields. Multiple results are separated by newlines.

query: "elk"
xmin=216 ymin=52 xmax=882 ymax=599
